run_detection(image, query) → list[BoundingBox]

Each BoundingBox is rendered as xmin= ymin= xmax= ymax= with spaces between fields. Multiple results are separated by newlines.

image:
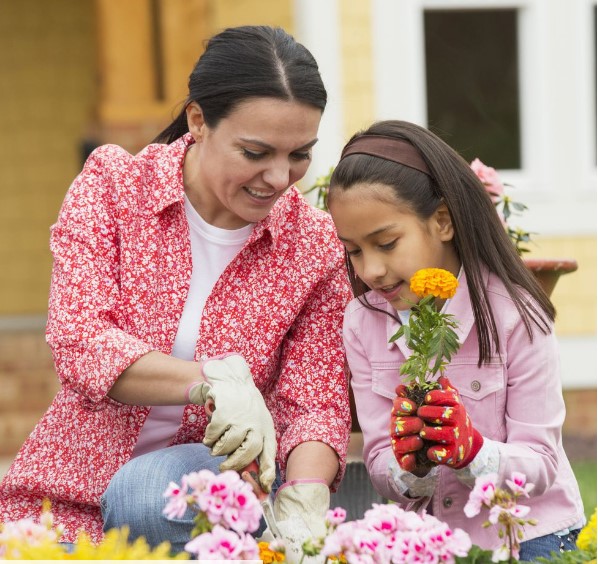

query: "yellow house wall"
xmin=0 ymin=0 xmax=96 ymax=315
xmin=211 ymin=0 xmax=293 ymax=32
xmin=0 ymin=0 xmax=294 ymax=317
xmin=527 ymin=236 xmax=597 ymax=336
xmin=338 ymin=0 xmax=375 ymax=141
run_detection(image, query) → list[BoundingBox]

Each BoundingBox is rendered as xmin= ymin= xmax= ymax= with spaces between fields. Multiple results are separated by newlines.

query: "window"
xmin=424 ymin=9 xmax=521 ymax=169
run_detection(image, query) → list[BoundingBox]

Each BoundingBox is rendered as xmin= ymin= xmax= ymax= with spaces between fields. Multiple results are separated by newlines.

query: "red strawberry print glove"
xmin=390 ymin=384 xmax=424 ymax=472
xmin=417 ymin=376 xmax=484 ymax=469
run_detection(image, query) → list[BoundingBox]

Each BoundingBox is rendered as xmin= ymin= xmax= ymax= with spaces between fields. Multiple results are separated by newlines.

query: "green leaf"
xmin=455 ymin=545 xmax=495 ymax=563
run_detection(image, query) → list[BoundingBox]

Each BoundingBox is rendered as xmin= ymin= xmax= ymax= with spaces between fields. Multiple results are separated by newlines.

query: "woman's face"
xmin=329 ymin=182 xmax=460 ymax=310
xmin=184 ymin=98 xmax=322 ymax=229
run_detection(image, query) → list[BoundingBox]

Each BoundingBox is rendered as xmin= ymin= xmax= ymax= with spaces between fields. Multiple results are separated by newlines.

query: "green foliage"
xmin=494 ymin=193 xmax=535 ymax=255
xmin=571 ymin=460 xmax=597 ymax=521
xmin=303 ymin=167 xmax=333 ymax=211
xmin=389 ymin=294 xmax=460 ymax=386
xmin=535 ymin=548 xmax=596 ymax=563
xmin=455 ymin=545 xmax=495 ymax=563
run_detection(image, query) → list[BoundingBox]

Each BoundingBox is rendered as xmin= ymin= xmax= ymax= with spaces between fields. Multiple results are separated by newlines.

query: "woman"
xmin=0 ymin=26 xmax=352 ymax=555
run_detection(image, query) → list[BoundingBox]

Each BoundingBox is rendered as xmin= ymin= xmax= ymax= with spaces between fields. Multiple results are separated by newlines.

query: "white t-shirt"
xmin=131 ymin=195 xmax=254 ymax=457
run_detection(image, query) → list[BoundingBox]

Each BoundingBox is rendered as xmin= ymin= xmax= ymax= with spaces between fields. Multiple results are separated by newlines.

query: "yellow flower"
xmin=577 ymin=509 xmax=597 ymax=553
xmin=1 ymin=526 xmax=188 ymax=560
xmin=259 ymin=540 xmax=286 ymax=563
xmin=410 ymin=268 xmax=459 ymax=300
xmin=329 ymin=554 xmax=348 ymax=563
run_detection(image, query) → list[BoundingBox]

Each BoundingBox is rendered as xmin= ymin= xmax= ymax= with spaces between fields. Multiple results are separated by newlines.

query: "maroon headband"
xmin=340 ymin=135 xmax=431 ymax=177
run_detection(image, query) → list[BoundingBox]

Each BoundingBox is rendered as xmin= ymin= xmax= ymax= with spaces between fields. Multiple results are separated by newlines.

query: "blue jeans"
xmin=101 ymin=443 xmax=273 ymax=554
xmin=518 ymin=528 xmax=580 ymax=562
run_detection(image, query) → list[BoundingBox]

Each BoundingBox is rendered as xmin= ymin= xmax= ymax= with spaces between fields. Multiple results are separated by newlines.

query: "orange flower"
xmin=258 ymin=541 xmax=285 ymax=563
xmin=410 ymin=268 xmax=458 ymax=300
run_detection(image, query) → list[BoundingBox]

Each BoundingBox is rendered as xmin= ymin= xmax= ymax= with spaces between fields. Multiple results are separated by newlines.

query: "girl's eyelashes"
xmin=344 ymin=239 xmax=396 ymax=257
xmin=379 ymin=239 xmax=398 ymax=251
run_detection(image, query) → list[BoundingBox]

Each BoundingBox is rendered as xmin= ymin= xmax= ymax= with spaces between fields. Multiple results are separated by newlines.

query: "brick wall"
xmin=0 ymin=327 xmax=58 ymax=457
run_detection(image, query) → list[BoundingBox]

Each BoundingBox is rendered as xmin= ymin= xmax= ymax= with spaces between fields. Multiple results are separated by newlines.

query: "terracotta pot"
xmin=523 ymin=258 xmax=578 ymax=297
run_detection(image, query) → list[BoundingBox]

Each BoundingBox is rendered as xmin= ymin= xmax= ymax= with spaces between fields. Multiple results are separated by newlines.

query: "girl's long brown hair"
xmin=329 ymin=120 xmax=555 ymax=366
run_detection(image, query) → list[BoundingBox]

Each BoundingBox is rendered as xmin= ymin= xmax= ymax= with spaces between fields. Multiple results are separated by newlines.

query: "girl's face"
xmin=184 ymin=98 xmax=322 ymax=229
xmin=329 ymin=182 xmax=461 ymax=310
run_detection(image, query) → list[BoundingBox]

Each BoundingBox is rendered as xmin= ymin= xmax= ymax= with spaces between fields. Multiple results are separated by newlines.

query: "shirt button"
xmin=471 ymin=380 xmax=481 ymax=392
xmin=188 ymin=413 xmax=197 ymax=423
xmin=443 ymin=497 xmax=453 ymax=508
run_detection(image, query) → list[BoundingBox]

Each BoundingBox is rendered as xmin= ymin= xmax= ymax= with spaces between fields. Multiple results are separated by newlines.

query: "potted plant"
xmin=469 ymin=158 xmax=578 ymax=297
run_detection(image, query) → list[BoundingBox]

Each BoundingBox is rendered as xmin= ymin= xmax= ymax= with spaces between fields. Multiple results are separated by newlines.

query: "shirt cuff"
xmin=388 ymin=456 xmax=440 ymax=497
xmin=453 ymin=438 xmax=500 ymax=487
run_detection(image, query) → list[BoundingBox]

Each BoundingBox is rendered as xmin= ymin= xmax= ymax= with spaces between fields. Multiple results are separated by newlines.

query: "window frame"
xmin=371 ymin=0 xmax=596 ymax=236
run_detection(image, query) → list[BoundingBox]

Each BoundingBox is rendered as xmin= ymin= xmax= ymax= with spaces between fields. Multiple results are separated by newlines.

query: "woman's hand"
xmin=187 ymin=354 xmax=277 ymax=491
xmin=417 ymin=376 xmax=483 ymax=469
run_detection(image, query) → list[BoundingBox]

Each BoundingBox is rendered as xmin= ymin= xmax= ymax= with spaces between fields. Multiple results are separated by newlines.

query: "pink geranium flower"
xmin=506 ymin=471 xmax=535 ymax=497
xmin=326 ymin=507 xmax=347 ymax=527
xmin=162 ymin=480 xmax=189 ymax=519
xmin=163 ymin=469 xmax=262 ymax=535
xmin=492 ymin=543 xmax=512 ymax=562
xmin=464 ymin=472 xmax=536 ymax=563
xmin=195 ymin=471 xmax=262 ymax=534
xmin=470 ymin=158 xmax=505 ymax=201
xmin=322 ymin=503 xmax=471 ymax=564
xmin=464 ymin=473 xmax=498 ymax=517
xmin=184 ymin=525 xmax=259 ymax=560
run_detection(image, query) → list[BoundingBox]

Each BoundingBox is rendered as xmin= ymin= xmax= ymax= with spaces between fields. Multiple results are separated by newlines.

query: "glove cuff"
xmin=276 ymin=478 xmax=327 ymax=497
xmin=186 ymin=352 xmax=244 ymax=402
xmin=453 ymin=429 xmax=484 ymax=469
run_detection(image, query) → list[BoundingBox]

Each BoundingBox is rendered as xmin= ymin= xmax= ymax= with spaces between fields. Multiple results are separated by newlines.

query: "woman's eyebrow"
xmin=238 ymin=138 xmax=319 ymax=151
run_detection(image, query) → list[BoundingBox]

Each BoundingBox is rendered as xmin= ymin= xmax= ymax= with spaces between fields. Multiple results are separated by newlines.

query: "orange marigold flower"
xmin=410 ymin=268 xmax=459 ymax=300
xmin=258 ymin=541 xmax=285 ymax=563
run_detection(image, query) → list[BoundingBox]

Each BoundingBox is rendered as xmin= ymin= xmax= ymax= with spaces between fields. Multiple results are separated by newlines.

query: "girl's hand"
xmin=417 ymin=376 xmax=483 ymax=468
xmin=390 ymin=384 xmax=424 ymax=472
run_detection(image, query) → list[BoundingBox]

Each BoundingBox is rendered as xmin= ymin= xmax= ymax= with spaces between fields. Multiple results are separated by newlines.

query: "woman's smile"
xmin=243 ymin=186 xmax=277 ymax=202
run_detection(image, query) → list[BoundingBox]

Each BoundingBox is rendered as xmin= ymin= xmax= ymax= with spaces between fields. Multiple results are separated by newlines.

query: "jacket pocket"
xmin=371 ymin=361 xmax=403 ymax=400
xmin=443 ymin=359 xmax=506 ymax=439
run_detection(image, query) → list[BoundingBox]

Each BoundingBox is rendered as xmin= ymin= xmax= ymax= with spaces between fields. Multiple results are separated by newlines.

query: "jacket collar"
xmin=144 ymin=133 xmax=191 ymax=216
xmin=386 ymin=267 xmax=485 ymax=357
xmin=144 ymin=133 xmax=285 ymax=246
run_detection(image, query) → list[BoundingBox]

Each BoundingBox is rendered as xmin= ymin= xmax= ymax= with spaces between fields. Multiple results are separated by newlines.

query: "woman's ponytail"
xmin=152 ymin=106 xmax=189 ymax=144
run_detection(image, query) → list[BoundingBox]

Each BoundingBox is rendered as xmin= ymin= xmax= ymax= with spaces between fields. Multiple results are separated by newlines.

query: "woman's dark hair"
xmin=154 ymin=26 xmax=326 ymax=143
xmin=329 ymin=120 xmax=555 ymax=366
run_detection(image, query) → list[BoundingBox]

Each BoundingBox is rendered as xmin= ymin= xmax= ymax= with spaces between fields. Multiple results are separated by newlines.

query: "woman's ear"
xmin=434 ymin=204 xmax=455 ymax=241
xmin=186 ymin=102 xmax=207 ymax=142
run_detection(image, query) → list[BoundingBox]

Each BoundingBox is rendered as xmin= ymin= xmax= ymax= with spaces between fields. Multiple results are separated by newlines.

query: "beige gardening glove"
xmin=187 ymin=354 xmax=276 ymax=492
xmin=272 ymin=480 xmax=330 ymax=563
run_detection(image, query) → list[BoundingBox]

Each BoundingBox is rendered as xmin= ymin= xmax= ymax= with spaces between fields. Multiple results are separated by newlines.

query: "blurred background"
xmin=0 ymin=0 xmax=595 ymax=511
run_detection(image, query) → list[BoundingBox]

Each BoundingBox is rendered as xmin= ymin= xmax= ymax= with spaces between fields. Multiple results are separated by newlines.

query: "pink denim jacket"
xmin=344 ymin=267 xmax=585 ymax=549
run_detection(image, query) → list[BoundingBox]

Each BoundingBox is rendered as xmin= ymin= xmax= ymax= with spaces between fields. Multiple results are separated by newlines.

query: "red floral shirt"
xmin=0 ymin=134 xmax=352 ymax=542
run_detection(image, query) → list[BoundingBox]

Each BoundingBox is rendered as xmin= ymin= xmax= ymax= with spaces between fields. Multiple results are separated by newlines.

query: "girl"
xmin=327 ymin=120 xmax=585 ymax=560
